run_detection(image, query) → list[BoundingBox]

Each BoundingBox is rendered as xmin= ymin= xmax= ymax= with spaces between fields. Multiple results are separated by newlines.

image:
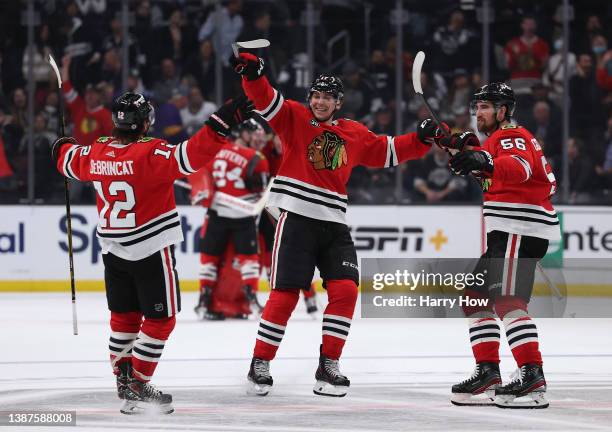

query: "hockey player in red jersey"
xmin=436 ymin=83 xmax=560 ymax=409
xmin=194 ymin=118 xmax=270 ymax=320
xmin=52 ymin=92 xmax=254 ymax=414
xmin=252 ymin=120 xmax=322 ymax=317
xmin=232 ymin=52 xmax=444 ymax=397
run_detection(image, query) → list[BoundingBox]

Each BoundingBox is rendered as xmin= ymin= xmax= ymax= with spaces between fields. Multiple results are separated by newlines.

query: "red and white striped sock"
xmin=131 ymin=316 xmax=176 ymax=382
xmin=321 ymin=279 xmax=358 ymax=360
xmin=253 ymin=289 xmax=299 ymax=360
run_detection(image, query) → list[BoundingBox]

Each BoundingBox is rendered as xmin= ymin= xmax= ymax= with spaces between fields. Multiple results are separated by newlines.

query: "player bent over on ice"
xmin=436 ymin=83 xmax=560 ymax=409
xmin=232 ymin=52 xmax=445 ymax=397
xmin=195 ymin=118 xmax=270 ymax=320
xmin=52 ymin=92 xmax=254 ymax=414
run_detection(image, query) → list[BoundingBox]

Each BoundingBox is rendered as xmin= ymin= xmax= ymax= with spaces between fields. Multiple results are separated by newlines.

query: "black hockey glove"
xmin=206 ymin=95 xmax=256 ymax=137
xmin=416 ymin=118 xmax=450 ymax=145
xmin=51 ymin=136 xmax=78 ymax=162
xmin=231 ymin=53 xmax=265 ymax=81
xmin=449 ymin=150 xmax=494 ymax=176
xmin=438 ymin=131 xmax=480 ymax=152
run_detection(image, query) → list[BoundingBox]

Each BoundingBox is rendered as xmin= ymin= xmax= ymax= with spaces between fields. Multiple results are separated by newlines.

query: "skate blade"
xmin=313 ymin=380 xmax=348 ymax=397
xmin=246 ymin=379 xmax=271 ymax=396
xmin=451 ymin=389 xmax=496 ymax=406
xmin=494 ymin=392 xmax=549 ymax=409
xmin=120 ymin=399 xmax=174 ymax=415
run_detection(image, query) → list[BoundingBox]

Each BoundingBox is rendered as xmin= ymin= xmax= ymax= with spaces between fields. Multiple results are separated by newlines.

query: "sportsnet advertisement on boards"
xmin=0 ymin=205 xmax=611 ymax=284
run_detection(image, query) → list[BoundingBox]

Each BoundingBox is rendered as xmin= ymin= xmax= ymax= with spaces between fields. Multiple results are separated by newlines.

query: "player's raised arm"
xmin=440 ymin=128 xmax=535 ymax=184
xmin=231 ymin=53 xmax=298 ymax=138
xmin=357 ymin=119 xmax=447 ymax=168
xmin=52 ymin=136 xmax=94 ymax=182
xmin=168 ymin=96 xmax=256 ymax=177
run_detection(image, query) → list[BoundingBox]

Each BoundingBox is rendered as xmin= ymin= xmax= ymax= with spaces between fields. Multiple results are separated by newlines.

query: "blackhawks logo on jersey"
xmin=307 ymin=131 xmax=347 ymax=170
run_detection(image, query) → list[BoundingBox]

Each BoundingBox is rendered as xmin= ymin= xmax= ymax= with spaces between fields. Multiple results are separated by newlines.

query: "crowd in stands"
xmin=1 ymin=0 xmax=611 ymax=205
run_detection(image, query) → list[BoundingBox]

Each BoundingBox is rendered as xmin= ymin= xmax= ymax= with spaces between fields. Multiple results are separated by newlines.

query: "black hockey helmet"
xmin=112 ymin=92 xmax=155 ymax=132
xmin=308 ymin=74 xmax=344 ymax=101
xmin=470 ymin=82 xmax=516 ymax=119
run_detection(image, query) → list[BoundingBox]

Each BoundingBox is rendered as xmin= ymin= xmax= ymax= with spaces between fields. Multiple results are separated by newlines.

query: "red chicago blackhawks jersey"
xmin=56 ymin=126 xmax=225 ymax=260
xmin=242 ymin=76 xmax=430 ymax=223
xmin=479 ymin=124 xmax=560 ymax=240
xmin=261 ymin=137 xmax=283 ymax=176
xmin=207 ymin=141 xmax=270 ymax=218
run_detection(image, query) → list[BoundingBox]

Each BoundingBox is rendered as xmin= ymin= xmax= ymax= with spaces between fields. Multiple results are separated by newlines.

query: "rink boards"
xmin=0 ymin=205 xmax=611 ymax=295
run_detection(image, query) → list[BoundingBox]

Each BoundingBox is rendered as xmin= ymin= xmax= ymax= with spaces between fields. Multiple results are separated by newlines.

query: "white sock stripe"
xmin=109 ymin=340 xmax=135 ymax=349
xmin=132 ymin=369 xmax=153 ymax=381
xmin=132 ymin=350 xmax=161 ymax=362
xmin=259 ymin=318 xmax=286 ymax=332
xmin=138 ymin=331 xmax=167 ymax=346
xmin=508 ymin=337 xmax=540 ymax=349
xmin=110 ymin=331 xmax=139 ymax=339
xmin=321 ymin=321 xmax=351 ymax=332
xmin=470 ymin=328 xmax=501 ymax=337
xmin=471 ymin=337 xmax=501 ymax=346
xmin=322 ymin=330 xmax=347 ymax=340
xmin=160 ymin=247 xmax=173 ymax=317
xmin=503 ymin=317 xmax=534 ymax=329
xmin=323 ymin=314 xmax=352 ymax=324
xmin=256 ymin=334 xmax=281 ymax=346
xmin=506 ymin=328 xmax=538 ymax=340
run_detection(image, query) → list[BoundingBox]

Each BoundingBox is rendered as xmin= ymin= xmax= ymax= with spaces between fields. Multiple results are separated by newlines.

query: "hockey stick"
xmin=175 ymin=179 xmax=273 ymax=216
xmin=231 ymin=39 xmax=270 ymax=58
xmin=49 ymin=54 xmax=78 ymax=336
xmin=536 ymin=262 xmax=564 ymax=300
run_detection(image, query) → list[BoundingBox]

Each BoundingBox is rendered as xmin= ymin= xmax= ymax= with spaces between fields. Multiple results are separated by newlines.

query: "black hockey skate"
xmin=116 ymin=362 xmax=132 ymax=400
xmin=494 ymin=364 xmax=549 ymax=409
xmin=247 ymin=357 xmax=273 ymax=396
xmin=313 ymin=350 xmax=350 ymax=397
xmin=121 ymin=378 xmax=174 ymax=415
xmin=194 ymin=287 xmax=212 ymax=319
xmin=451 ymin=362 xmax=501 ymax=406
xmin=194 ymin=287 xmax=225 ymax=320
xmin=243 ymin=285 xmax=265 ymax=313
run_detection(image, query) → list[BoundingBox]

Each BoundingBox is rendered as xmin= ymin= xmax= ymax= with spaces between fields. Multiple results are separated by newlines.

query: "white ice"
xmin=1 ymin=292 xmax=611 ymax=431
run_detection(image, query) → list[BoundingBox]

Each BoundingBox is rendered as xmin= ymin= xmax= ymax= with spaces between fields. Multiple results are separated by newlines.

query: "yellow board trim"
xmin=0 ymin=280 xmax=608 ymax=296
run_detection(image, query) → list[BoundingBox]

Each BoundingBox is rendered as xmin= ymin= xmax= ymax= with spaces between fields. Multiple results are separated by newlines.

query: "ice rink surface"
xmin=1 ymin=292 xmax=611 ymax=431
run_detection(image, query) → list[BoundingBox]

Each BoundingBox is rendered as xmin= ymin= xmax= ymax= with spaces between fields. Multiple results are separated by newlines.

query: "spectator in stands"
xmin=412 ymin=145 xmax=470 ymax=203
xmin=524 ymin=100 xmax=562 ymax=159
xmin=198 ymin=0 xmax=244 ymax=66
xmin=184 ymin=39 xmax=216 ymax=100
xmin=504 ymin=15 xmax=549 ymax=94
xmin=60 ymin=56 xmax=113 ymax=147
xmin=0 ymin=110 xmax=17 ymax=195
xmin=41 ymin=91 xmax=59 ymax=138
xmin=432 ymin=9 xmax=476 ymax=77
xmin=153 ymin=88 xmax=188 ymax=145
xmin=574 ymin=14 xmax=605 ymax=54
xmin=595 ymin=113 xmax=612 ymax=192
xmin=101 ymin=48 xmax=122 ymax=89
xmin=152 ymin=58 xmax=186 ymax=104
xmin=368 ymin=49 xmax=393 ymax=101
xmin=594 ymin=37 xmax=612 ymax=93
xmin=157 ymin=8 xmax=196 ymax=65
xmin=570 ymin=52 xmax=606 ymax=156
xmin=180 ymin=86 xmax=217 ymax=137
xmin=542 ymin=36 xmax=576 ymax=105
xmin=552 ymin=138 xmax=596 ymax=204
xmin=441 ymin=68 xmax=473 ymax=123
xmin=21 ymin=24 xmax=53 ymax=101
xmin=340 ymin=61 xmax=374 ymax=120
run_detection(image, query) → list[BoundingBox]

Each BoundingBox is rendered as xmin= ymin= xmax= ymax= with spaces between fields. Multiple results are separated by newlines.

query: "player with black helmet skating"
xmin=232 ymin=52 xmax=446 ymax=397
xmin=52 ymin=90 xmax=255 ymax=414
xmin=436 ymin=82 xmax=560 ymax=409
